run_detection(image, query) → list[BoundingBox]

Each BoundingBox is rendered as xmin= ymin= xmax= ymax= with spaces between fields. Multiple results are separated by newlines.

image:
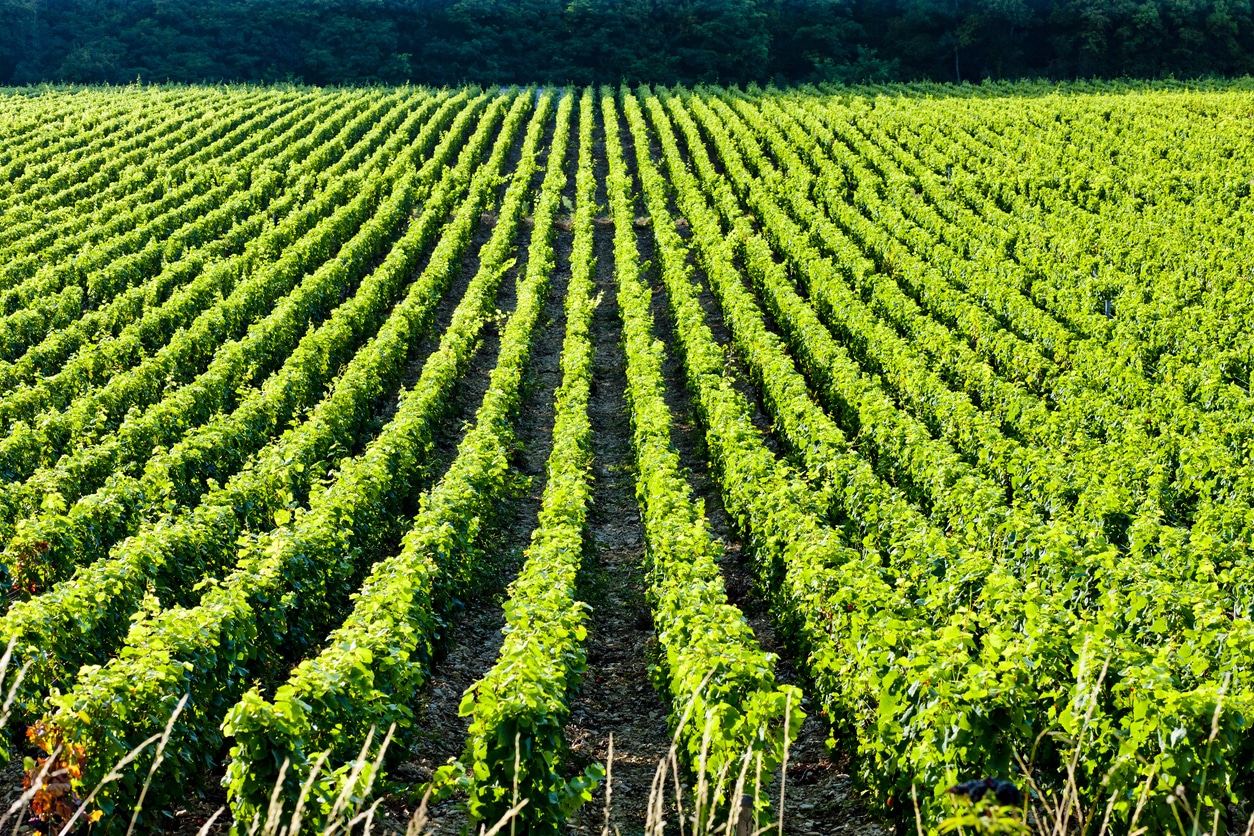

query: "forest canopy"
xmin=2 ymin=0 xmax=1254 ymax=87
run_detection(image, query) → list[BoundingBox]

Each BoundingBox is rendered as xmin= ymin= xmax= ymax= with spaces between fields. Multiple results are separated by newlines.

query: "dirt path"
xmin=160 ymin=191 xmax=525 ymax=836
xmin=374 ymin=126 xmax=575 ymax=833
xmin=632 ymin=101 xmax=891 ymax=836
xmin=559 ymin=112 xmax=677 ymax=834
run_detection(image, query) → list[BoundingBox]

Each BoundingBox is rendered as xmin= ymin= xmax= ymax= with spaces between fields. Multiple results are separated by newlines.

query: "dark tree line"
xmin=2 ymin=0 xmax=1253 ymax=87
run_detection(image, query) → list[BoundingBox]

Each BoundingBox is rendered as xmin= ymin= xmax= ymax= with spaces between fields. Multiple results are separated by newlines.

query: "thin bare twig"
xmin=196 ymin=806 xmax=227 ymax=836
xmin=777 ymin=690 xmax=791 ymax=836
xmin=601 ymin=733 xmax=614 ymax=836
xmin=126 ymin=692 xmax=192 ymax=836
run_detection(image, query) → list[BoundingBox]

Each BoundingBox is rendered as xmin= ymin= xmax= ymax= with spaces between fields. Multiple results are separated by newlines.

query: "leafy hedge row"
xmin=682 ymin=91 xmax=1197 ymax=682
xmin=686 ymin=92 xmax=1057 ymax=544
xmin=0 ymin=90 xmax=512 ymax=734
xmin=0 ymin=91 xmax=404 ymax=437
xmin=738 ymin=95 xmax=1053 ymax=438
xmin=660 ymin=91 xmax=1100 ymax=822
xmin=456 ymin=87 xmax=597 ymax=833
xmin=224 ymin=87 xmax=576 ymax=833
xmin=0 ymin=96 xmax=322 ymax=362
xmin=30 ymin=90 xmax=547 ymax=832
xmin=0 ymin=92 xmax=384 ymax=398
xmin=0 ymin=90 xmax=245 ymax=257
xmin=674 ymin=91 xmax=1108 ymax=618
xmin=609 ymin=87 xmax=802 ymax=827
xmin=909 ymin=87 xmax=1254 ymax=383
xmin=0 ymin=92 xmax=456 ymax=591
xmin=844 ymin=94 xmax=1254 ymax=767
xmin=0 ymin=92 xmax=443 ymax=498
xmin=0 ymin=91 xmax=107 ymax=166
xmin=0 ymin=97 xmax=366 ymax=453
xmin=0 ymin=91 xmax=147 ymax=198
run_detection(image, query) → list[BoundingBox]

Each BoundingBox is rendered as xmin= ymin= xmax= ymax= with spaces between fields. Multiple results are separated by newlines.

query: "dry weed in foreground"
xmin=4 ymin=641 xmax=1253 ymax=835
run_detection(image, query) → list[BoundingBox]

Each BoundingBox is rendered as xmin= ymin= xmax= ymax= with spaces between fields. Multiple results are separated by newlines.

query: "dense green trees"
xmin=2 ymin=1 xmax=1253 ymax=89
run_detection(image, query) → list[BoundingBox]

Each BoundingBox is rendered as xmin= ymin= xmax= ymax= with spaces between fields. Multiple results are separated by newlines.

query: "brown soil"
xmin=560 ymin=216 xmax=675 ymax=836
xmin=369 ymin=125 xmax=574 ymax=834
xmin=631 ymin=103 xmax=891 ymax=836
xmin=156 ymin=150 xmax=534 ymax=836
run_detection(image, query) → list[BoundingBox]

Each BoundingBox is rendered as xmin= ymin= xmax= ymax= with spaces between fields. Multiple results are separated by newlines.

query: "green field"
xmin=1 ymin=81 xmax=1253 ymax=834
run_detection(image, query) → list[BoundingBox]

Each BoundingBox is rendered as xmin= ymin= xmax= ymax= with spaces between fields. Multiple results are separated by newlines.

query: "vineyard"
xmin=0 ymin=80 xmax=1252 ymax=834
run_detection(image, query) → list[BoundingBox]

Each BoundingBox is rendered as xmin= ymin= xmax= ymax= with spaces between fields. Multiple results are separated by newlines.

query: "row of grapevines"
xmin=0 ymin=92 xmax=459 ymax=590
xmin=689 ymin=88 xmax=1245 ymax=825
xmin=0 ymin=90 xmax=296 ymax=290
xmin=793 ymin=93 xmax=1127 ymax=409
xmin=844 ymin=91 xmax=1254 ymax=808
xmin=666 ymin=85 xmax=1171 ymax=813
xmin=872 ymin=94 xmax=1254 ymax=526
xmin=767 ymin=94 xmax=1254 ymax=613
xmin=921 ymin=88 xmax=1254 ymax=335
xmin=739 ymin=90 xmax=1118 ymax=535
xmin=2 ymin=95 xmax=316 ymax=310
xmin=0 ymin=88 xmax=190 ymax=185
xmin=723 ymin=90 xmax=1248 ymax=628
xmin=26 ymin=90 xmax=548 ymax=833
xmin=650 ymin=91 xmax=1000 ymax=605
xmin=0 ymin=90 xmax=418 ymax=439
xmin=0 ymin=98 xmax=335 ymax=361
xmin=2 ymin=91 xmax=485 ymax=594
xmin=0 ymin=88 xmax=123 ymax=158
xmin=699 ymin=91 xmax=1226 ymax=663
xmin=0 ymin=90 xmax=292 ymax=261
xmin=0 ymin=90 xmax=516 ymax=729
xmin=762 ymin=98 xmax=1109 ymax=463
xmin=693 ymin=87 xmax=1243 ymax=806
xmin=845 ymin=96 xmax=1131 ymax=337
xmin=886 ymin=93 xmax=1210 ymax=322
xmin=455 ymin=87 xmax=596 ymax=832
xmin=0 ymin=92 xmax=285 ymax=280
xmin=611 ymin=87 xmax=803 ymax=826
xmin=0 ymin=91 xmax=444 ymax=494
xmin=624 ymin=84 xmax=1130 ymax=826
xmin=662 ymin=92 xmax=893 ymax=514
xmin=0 ymin=91 xmax=399 ymax=400
xmin=661 ymin=88 xmax=1084 ymax=582
xmin=0 ymin=94 xmax=288 ymax=323
xmin=0 ymin=87 xmax=203 ymax=210
xmin=0 ymin=90 xmax=209 ymax=248
xmin=2 ymin=90 xmax=293 ymax=224
xmin=797 ymin=92 xmax=1241 ymax=502
xmin=735 ymin=92 xmax=1056 ymax=441
xmin=0 ymin=89 xmax=128 ymax=170
xmin=813 ymin=96 xmax=1194 ymax=448
xmin=653 ymin=90 xmax=1037 ymax=707
xmin=225 ymin=87 xmax=575 ymax=834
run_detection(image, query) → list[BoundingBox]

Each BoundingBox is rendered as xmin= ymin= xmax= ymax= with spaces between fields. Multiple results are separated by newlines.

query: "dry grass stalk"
xmin=1 ymin=634 xmax=1247 ymax=836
